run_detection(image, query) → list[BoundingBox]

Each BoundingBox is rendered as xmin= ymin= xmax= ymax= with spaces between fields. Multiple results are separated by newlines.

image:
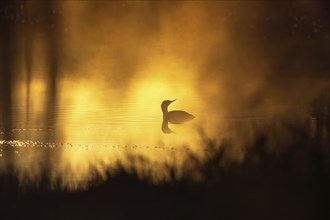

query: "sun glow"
xmin=52 ymin=56 xmax=208 ymax=188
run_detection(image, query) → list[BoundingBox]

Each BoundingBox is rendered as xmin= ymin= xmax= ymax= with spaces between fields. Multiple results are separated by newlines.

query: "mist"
xmin=0 ymin=1 xmax=329 ymax=189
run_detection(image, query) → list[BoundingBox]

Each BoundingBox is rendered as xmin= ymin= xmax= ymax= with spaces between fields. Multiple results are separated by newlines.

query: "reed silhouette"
xmin=1 ymin=114 xmax=329 ymax=220
xmin=161 ymin=99 xmax=195 ymax=133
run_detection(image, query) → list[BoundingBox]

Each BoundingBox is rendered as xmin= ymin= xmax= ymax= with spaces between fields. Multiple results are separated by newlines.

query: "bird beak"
xmin=170 ymin=99 xmax=176 ymax=103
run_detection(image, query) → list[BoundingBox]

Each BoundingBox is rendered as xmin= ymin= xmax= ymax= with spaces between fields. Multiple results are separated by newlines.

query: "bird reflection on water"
xmin=161 ymin=100 xmax=195 ymax=133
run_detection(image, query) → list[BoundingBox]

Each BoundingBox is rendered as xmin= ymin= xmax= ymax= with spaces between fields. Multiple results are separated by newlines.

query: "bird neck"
xmin=161 ymin=106 xmax=168 ymax=114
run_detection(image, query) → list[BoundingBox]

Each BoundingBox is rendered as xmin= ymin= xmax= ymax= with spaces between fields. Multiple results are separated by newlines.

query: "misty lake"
xmin=0 ymin=2 xmax=329 ymax=220
xmin=0 ymin=0 xmax=329 ymax=192
xmin=1 ymin=89 xmax=326 ymax=190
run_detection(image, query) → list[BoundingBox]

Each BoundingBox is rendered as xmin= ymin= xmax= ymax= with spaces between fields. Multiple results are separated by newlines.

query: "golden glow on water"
xmin=53 ymin=58 xmax=208 ymax=188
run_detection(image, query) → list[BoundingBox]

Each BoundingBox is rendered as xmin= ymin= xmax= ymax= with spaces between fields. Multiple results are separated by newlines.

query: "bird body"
xmin=161 ymin=99 xmax=194 ymax=133
xmin=165 ymin=110 xmax=195 ymax=124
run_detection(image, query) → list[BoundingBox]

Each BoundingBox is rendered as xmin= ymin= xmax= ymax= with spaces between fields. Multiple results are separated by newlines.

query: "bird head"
xmin=161 ymin=99 xmax=176 ymax=113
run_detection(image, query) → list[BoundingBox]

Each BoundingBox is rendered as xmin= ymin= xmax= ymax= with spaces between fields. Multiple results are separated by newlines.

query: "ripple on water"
xmin=0 ymin=139 xmax=185 ymax=149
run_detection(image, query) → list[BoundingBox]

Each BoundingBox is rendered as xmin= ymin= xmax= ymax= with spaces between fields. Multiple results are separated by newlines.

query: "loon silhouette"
xmin=161 ymin=99 xmax=195 ymax=134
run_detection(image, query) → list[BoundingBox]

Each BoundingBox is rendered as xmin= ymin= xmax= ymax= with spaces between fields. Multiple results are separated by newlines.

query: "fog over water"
xmin=0 ymin=1 xmax=329 ymax=189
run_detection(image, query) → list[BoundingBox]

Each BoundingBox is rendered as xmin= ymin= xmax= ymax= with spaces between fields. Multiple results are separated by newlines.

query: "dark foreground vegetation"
xmin=1 ymin=116 xmax=329 ymax=220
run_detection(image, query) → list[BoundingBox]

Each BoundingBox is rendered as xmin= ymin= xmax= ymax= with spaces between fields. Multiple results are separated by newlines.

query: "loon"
xmin=161 ymin=99 xmax=195 ymax=134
